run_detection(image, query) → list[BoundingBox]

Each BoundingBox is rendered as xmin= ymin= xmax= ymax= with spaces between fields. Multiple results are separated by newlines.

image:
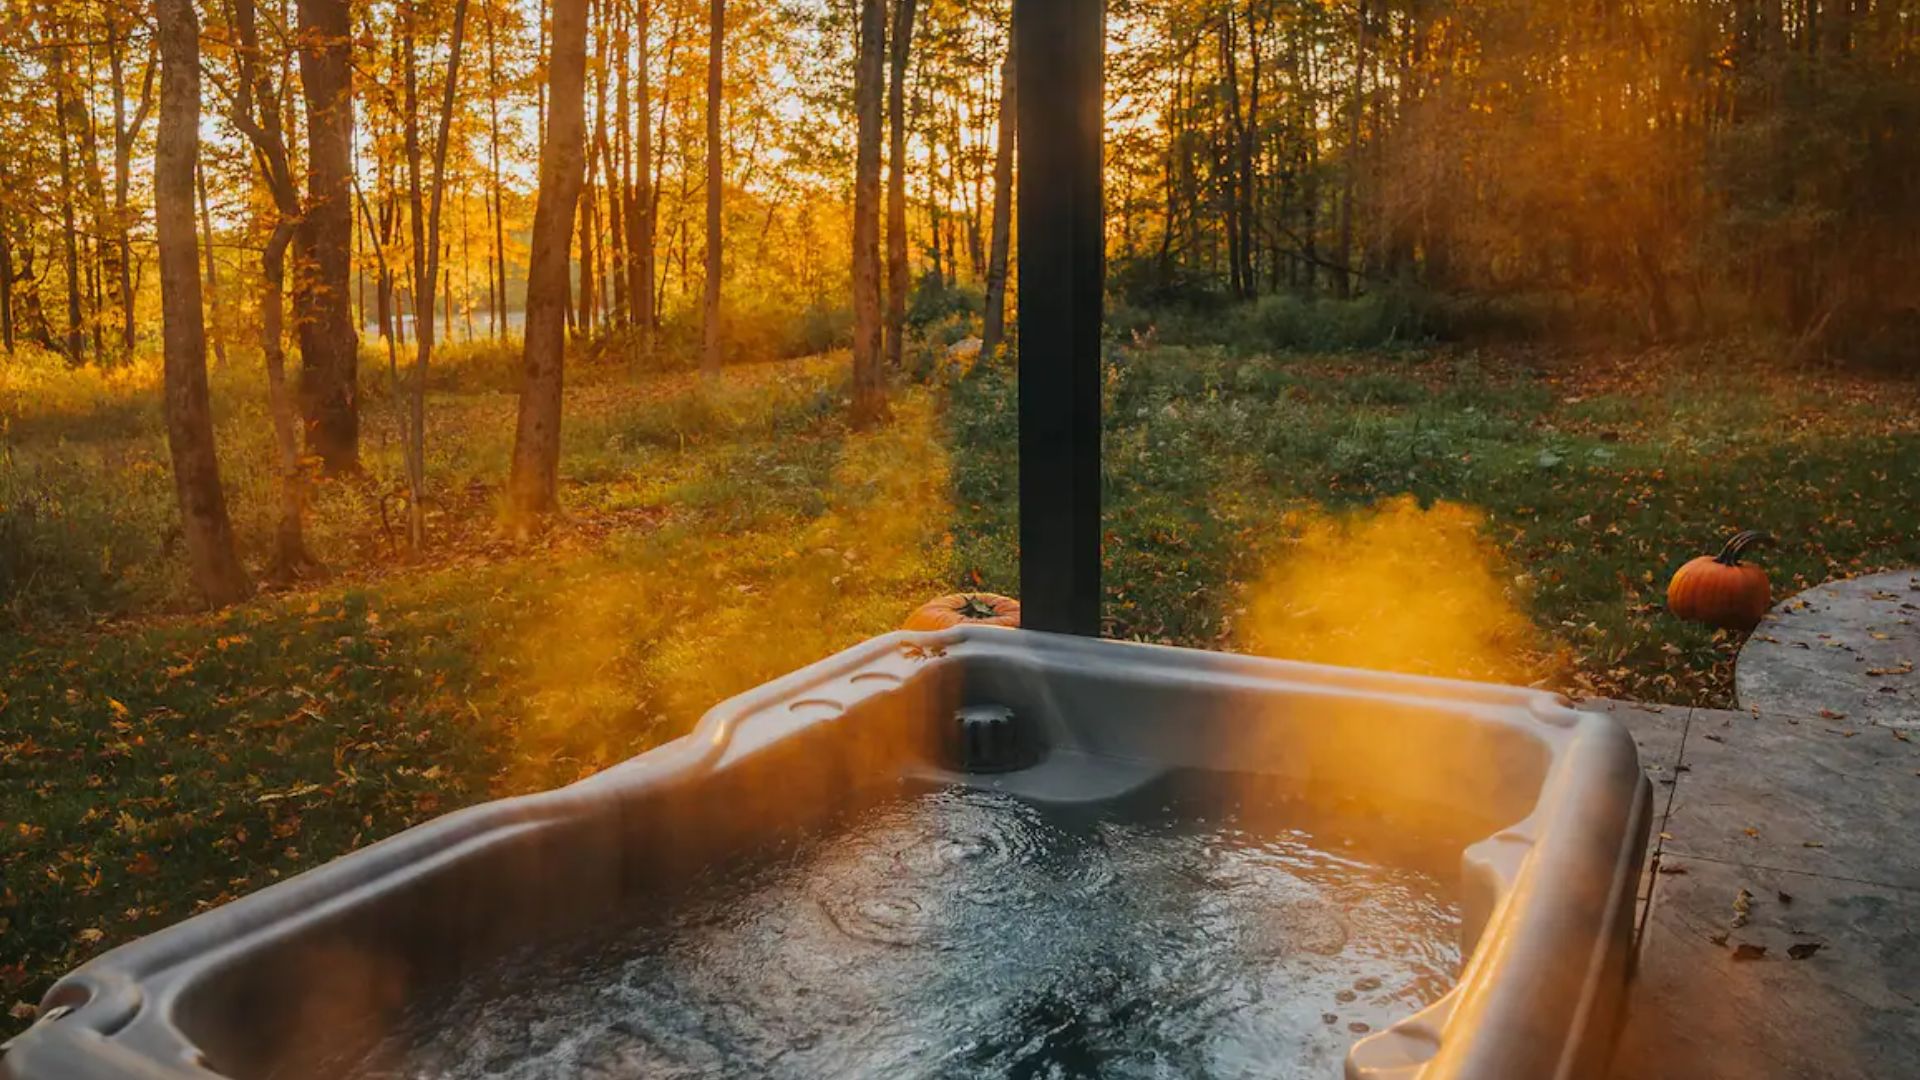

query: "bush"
xmin=1108 ymin=254 xmax=1231 ymax=311
xmin=907 ymin=273 xmax=983 ymax=330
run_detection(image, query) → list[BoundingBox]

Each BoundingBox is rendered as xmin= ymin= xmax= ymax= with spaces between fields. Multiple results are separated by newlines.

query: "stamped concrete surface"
xmin=1588 ymin=700 xmax=1920 ymax=1079
xmin=1738 ymin=570 xmax=1920 ymax=729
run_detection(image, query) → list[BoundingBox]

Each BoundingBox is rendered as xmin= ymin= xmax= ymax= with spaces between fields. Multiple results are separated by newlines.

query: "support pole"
xmin=1014 ymin=0 xmax=1104 ymax=636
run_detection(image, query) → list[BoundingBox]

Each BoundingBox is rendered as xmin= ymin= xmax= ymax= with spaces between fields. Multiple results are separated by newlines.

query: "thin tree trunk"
xmin=155 ymin=0 xmax=249 ymax=606
xmin=981 ymin=53 xmax=1015 ymax=361
xmin=55 ymin=54 xmax=86 ymax=362
xmin=508 ymin=0 xmax=590 ymax=522
xmin=883 ymin=0 xmax=918 ymax=369
xmin=1337 ymin=0 xmax=1366 ymax=300
xmin=402 ymin=0 xmax=471 ymax=552
xmin=229 ymin=0 xmax=320 ymax=577
xmin=606 ymin=0 xmax=628 ymax=326
xmin=197 ymin=161 xmax=227 ymax=369
xmin=0 ymin=196 xmax=13 ymax=352
xmin=109 ymin=21 xmax=156 ymax=353
xmin=461 ymin=196 xmax=476 ymax=341
xmin=296 ymin=0 xmax=361 ymax=474
xmin=577 ymin=88 xmax=598 ymax=336
xmin=629 ymin=0 xmax=656 ymax=364
xmin=260 ymin=221 xmax=320 ymax=577
xmin=700 ymin=0 xmax=724 ymax=376
xmin=1220 ymin=11 xmax=1245 ymax=298
xmin=485 ymin=0 xmax=510 ymax=338
xmin=80 ymin=48 xmax=112 ymax=361
xmin=850 ymin=0 xmax=887 ymax=424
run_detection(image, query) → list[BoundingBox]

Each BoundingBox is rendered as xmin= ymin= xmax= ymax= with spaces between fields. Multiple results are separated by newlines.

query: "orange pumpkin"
xmin=903 ymin=592 xmax=1021 ymax=631
xmin=1667 ymin=531 xmax=1772 ymax=631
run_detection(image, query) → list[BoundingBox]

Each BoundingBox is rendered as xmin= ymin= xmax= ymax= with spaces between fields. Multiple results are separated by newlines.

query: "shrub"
xmin=907 ymin=273 xmax=983 ymax=330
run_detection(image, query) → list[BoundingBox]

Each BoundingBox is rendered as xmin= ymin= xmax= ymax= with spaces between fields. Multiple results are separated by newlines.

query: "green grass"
xmin=946 ymin=340 xmax=1920 ymax=697
xmin=5 ymin=330 xmax=1919 ymax=1025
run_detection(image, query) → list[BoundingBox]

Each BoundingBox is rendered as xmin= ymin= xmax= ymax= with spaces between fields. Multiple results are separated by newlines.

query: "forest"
xmin=2 ymin=0 xmax=1919 ymax=1030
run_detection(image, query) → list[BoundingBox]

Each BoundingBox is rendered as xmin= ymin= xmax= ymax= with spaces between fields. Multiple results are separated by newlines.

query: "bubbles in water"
xmin=338 ymin=781 xmax=1462 ymax=1080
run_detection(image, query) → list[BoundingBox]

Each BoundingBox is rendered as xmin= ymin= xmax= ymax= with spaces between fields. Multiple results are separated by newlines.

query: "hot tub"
xmin=3 ymin=628 xmax=1650 ymax=1079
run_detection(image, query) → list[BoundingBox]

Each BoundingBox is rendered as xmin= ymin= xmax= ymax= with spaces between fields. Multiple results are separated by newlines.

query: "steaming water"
xmin=345 ymin=782 xmax=1461 ymax=1079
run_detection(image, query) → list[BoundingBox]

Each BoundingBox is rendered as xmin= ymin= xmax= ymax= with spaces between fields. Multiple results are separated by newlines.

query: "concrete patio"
xmin=1591 ymin=694 xmax=1920 ymax=1078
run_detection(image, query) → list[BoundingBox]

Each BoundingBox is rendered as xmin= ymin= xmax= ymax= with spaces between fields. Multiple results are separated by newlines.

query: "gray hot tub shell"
xmin=2 ymin=628 xmax=1651 ymax=1079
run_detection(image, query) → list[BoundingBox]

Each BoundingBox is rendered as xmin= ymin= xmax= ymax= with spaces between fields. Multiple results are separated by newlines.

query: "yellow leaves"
xmin=75 ymin=927 xmax=104 ymax=945
xmin=107 ymin=697 xmax=130 ymax=719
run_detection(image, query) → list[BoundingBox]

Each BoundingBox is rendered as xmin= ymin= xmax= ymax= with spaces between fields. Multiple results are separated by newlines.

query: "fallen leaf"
xmin=126 ymin=852 xmax=159 ymax=877
xmin=8 ymin=1001 xmax=35 ymax=1022
xmin=1731 ymin=943 xmax=1768 ymax=961
xmin=1787 ymin=942 xmax=1823 ymax=960
xmin=1819 ymin=709 xmax=1847 ymax=720
xmin=76 ymin=927 xmax=104 ymax=944
xmin=1657 ymin=863 xmax=1689 ymax=875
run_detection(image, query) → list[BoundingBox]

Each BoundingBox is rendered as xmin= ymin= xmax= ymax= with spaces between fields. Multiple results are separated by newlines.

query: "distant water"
xmin=342 ymin=784 xmax=1461 ymax=1079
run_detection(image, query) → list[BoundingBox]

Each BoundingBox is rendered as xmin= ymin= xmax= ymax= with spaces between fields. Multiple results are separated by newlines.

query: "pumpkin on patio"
xmin=1667 ymin=531 xmax=1772 ymax=631
xmin=903 ymin=592 xmax=1021 ymax=631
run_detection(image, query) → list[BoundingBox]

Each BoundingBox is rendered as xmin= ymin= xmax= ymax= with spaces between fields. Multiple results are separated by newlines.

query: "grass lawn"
xmin=5 ymin=334 xmax=1918 ymax=1024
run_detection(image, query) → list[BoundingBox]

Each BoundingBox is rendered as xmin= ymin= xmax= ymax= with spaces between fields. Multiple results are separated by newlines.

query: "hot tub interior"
xmin=328 ymin=773 xmax=1467 ymax=1080
xmin=23 ymin=632 xmax=1641 ymax=1080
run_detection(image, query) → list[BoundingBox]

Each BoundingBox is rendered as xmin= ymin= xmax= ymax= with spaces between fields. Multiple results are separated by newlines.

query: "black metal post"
xmin=1014 ymin=0 xmax=1103 ymax=636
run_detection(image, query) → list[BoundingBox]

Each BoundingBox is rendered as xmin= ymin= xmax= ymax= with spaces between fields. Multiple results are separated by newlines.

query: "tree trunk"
xmin=605 ymin=0 xmax=628 ymax=326
xmin=629 ymin=0 xmax=656 ymax=364
xmin=296 ymin=0 xmax=361 ymax=474
xmin=109 ymin=21 xmax=155 ymax=354
xmin=229 ymin=0 xmax=320 ymax=577
xmin=0 ymin=199 xmax=13 ymax=352
xmin=1220 ymin=11 xmax=1247 ymax=298
xmin=402 ymin=0 xmax=471 ymax=552
xmin=577 ymin=42 xmax=599 ymax=340
xmin=1337 ymin=0 xmax=1366 ymax=300
xmin=485 ymin=0 xmax=510 ymax=338
xmin=79 ymin=49 xmax=112 ymax=361
xmin=883 ymin=0 xmax=918 ymax=369
xmin=981 ymin=53 xmax=1015 ymax=361
xmin=850 ymin=0 xmax=887 ymax=425
xmin=197 ymin=161 xmax=227 ymax=369
xmin=54 ymin=54 xmax=85 ymax=362
xmin=155 ymin=0 xmax=250 ymax=607
xmin=260 ymin=221 xmax=320 ymax=577
xmin=508 ymin=0 xmax=591 ymax=522
xmin=701 ymin=0 xmax=725 ymax=377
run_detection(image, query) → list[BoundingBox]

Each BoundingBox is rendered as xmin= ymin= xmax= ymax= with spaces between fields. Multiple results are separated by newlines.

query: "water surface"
xmin=346 ymin=782 xmax=1461 ymax=1079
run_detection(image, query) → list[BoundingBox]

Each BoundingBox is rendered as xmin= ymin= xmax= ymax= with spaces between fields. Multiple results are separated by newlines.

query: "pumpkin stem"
xmin=1714 ymin=530 xmax=1773 ymax=566
xmin=957 ymin=594 xmax=999 ymax=620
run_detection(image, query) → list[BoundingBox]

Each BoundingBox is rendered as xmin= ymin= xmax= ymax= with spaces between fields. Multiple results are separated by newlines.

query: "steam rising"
xmin=1239 ymin=496 xmax=1553 ymax=686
